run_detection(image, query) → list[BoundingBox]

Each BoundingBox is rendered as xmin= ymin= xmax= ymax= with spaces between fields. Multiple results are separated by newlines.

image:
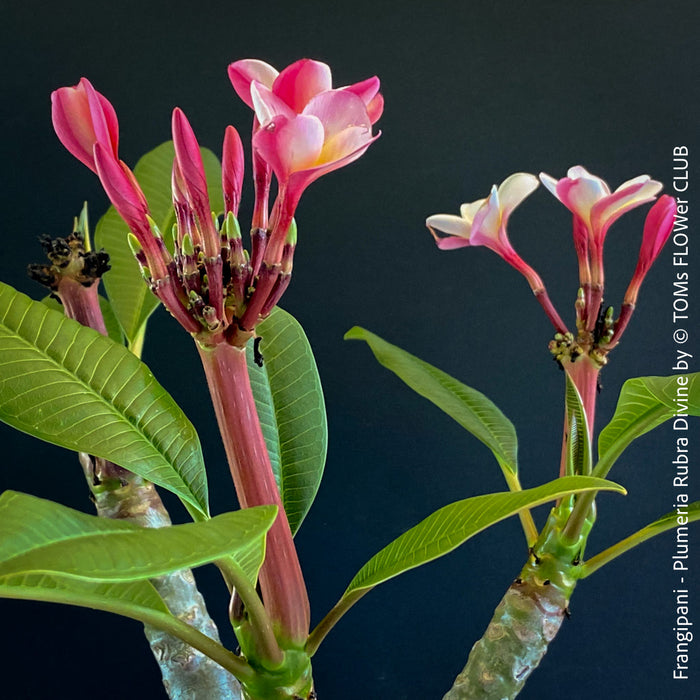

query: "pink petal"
xmin=556 ymin=176 xmax=608 ymax=224
xmin=470 ymin=186 xmax=502 ymax=244
xmin=319 ymin=125 xmax=373 ymax=164
xmin=303 ymin=90 xmax=371 ymax=139
xmin=227 ymin=59 xmax=279 ymax=109
xmin=251 ymin=81 xmax=295 ymax=126
xmin=222 ymin=125 xmax=244 ymax=216
xmin=341 ymin=76 xmax=384 ymax=124
xmin=272 ymin=59 xmax=332 ymax=113
xmin=285 ymin=132 xmax=380 ymax=206
xmin=253 ymin=114 xmax=325 ymax=182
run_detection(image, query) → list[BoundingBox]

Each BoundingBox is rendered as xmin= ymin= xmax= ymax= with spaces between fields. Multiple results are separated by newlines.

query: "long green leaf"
xmin=595 ymin=373 xmax=700 ymax=477
xmin=581 ymin=500 xmax=700 ymax=577
xmin=247 ymin=308 xmax=327 ymax=535
xmin=307 ymin=476 xmax=625 ymax=654
xmin=564 ymin=373 xmax=591 ymax=476
xmin=0 ymin=282 xmax=209 ymax=518
xmin=345 ymin=327 xmax=518 ymax=479
xmin=0 ymin=491 xmax=275 ymax=582
xmin=95 ymin=141 xmax=224 ymax=349
xmin=343 ymin=476 xmax=624 ymax=597
xmin=0 ymin=572 xmax=169 ymax=615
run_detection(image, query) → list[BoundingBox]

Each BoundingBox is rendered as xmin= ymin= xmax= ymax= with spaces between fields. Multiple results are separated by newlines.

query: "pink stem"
xmin=196 ymin=341 xmax=310 ymax=644
xmin=56 ymin=278 xmax=108 ymax=336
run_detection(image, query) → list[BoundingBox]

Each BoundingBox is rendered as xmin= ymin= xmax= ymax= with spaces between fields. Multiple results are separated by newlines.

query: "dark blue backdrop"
xmin=0 ymin=1 xmax=697 ymax=698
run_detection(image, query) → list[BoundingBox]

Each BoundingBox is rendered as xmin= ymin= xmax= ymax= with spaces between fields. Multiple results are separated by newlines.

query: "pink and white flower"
xmin=427 ymin=173 xmax=569 ymax=333
xmin=539 ymin=166 xmax=662 ymax=285
xmin=228 ymin=58 xmax=383 ymax=124
xmin=426 ymin=173 xmax=542 ymax=283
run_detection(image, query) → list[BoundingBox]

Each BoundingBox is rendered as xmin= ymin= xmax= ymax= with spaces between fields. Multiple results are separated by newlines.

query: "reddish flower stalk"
xmin=197 ymin=342 xmax=310 ymax=643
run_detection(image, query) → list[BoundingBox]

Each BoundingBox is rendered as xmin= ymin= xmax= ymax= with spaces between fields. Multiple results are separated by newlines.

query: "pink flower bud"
xmin=51 ymin=78 xmax=119 ymax=174
xmin=624 ymin=195 xmax=676 ymax=305
xmin=222 ymin=126 xmax=244 ymax=216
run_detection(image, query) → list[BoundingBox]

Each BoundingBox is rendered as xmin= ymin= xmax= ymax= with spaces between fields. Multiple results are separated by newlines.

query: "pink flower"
xmin=539 ymin=166 xmax=662 ymax=285
xmin=426 ymin=172 xmax=539 ymax=269
xmin=249 ymin=81 xmax=380 ymax=263
xmin=624 ymin=195 xmax=676 ymax=305
xmin=228 ymin=58 xmax=383 ymax=124
xmin=427 ymin=173 xmax=568 ymax=333
xmin=51 ymin=78 xmax=119 ymax=174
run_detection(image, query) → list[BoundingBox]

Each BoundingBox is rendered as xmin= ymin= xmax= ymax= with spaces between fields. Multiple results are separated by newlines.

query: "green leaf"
xmin=247 ymin=308 xmax=327 ymax=535
xmin=345 ymin=327 xmax=518 ymax=480
xmin=95 ymin=141 xmax=224 ymax=349
xmin=595 ymin=373 xmax=700 ymax=478
xmin=0 ymin=282 xmax=209 ymax=519
xmin=581 ymin=500 xmax=700 ymax=577
xmin=0 ymin=572 xmax=169 ymax=616
xmin=341 ymin=476 xmax=624 ymax=599
xmin=42 ymin=294 xmax=125 ymax=346
xmin=564 ymin=373 xmax=591 ymax=476
xmin=0 ymin=491 xmax=275 ymax=583
xmin=308 ymin=476 xmax=626 ymax=653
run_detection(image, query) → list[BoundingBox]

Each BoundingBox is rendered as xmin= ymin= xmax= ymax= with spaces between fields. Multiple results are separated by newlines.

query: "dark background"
xmin=1 ymin=1 xmax=698 ymax=698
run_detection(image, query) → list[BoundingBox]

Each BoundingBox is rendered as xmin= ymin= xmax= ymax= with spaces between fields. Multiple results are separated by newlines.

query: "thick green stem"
xmin=443 ymin=510 xmax=589 ymax=699
xmin=196 ymin=341 xmax=310 ymax=645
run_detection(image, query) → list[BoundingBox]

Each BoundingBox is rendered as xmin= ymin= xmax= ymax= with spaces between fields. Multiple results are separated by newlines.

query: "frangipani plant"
xmin=0 ymin=58 xmax=697 ymax=700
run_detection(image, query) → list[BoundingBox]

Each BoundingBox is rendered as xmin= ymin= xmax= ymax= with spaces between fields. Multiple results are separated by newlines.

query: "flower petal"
xmin=470 ymin=186 xmax=502 ymax=244
xmin=253 ymin=113 xmax=325 ymax=182
xmin=285 ymin=132 xmax=380 ymax=206
xmin=272 ymin=59 xmax=333 ymax=113
xmin=426 ymin=213 xmax=472 ymax=239
xmin=459 ymin=199 xmax=486 ymax=223
xmin=497 ymin=172 xmax=539 ymax=222
xmin=251 ymin=81 xmax=295 ymax=126
xmin=340 ymin=76 xmax=384 ymax=124
xmin=228 ymin=59 xmax=279 ymax=109
xmin=303 ymin=89 xmax=372 ymax=138
xmin=590 ymin=178 xmax=662 ymax=236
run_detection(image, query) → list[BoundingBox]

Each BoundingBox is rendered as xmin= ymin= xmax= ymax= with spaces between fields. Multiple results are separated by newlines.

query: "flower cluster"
xmin=52 ymin=59 xmax=382 ymax=347
xmin=427 ymin=166 xmax=676 ymax=357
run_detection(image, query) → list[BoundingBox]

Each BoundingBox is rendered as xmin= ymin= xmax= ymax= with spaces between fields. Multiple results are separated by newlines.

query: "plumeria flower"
xmin=427 ymin=173 xmax=541 ymax=280
xmin=427 ymin=173 xmax=568 ymax=333
xmin=228 ymin=58 xmax=384 ymax=124
xmin=539 ymin=166 xmax=662 ymax=285
xmin=228 ymin=62 xmax=382 ymax=267
xmin=51 ymin=78 xmax=119 ymax=173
